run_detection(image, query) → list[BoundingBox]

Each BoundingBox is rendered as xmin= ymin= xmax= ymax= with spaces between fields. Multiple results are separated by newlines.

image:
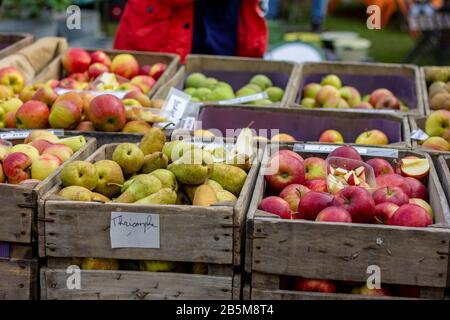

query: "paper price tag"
xmin=411 ymin=129 xmax=429 ymax=141
xmin=0 ymin=129 xmax=64 ymax=140
xmin=294 ymin=144 xmax=398 ymax=158
xmin=110 ymin=212 xmax=160 ymax=249
xmin=180 ymin=116 xmax=196 ymax=131
xmin=157 ymin=88 xmax=191 ymax=128
xmin=55 ymin=88 xmax=130 ymax=99
xmin=217 ymin=92 xmax=269 ymax=105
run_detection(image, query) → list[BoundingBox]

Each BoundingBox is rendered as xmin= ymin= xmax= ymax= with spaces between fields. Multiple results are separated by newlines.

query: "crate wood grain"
xmin=0 ymin=138 xmax=96 ymax=244
xmin=246 ymin=144 xmax=450 ymax=299
xmin=436 ymin=155 xmax=450 ymax=206
xmin=41 ymin=268 xmax=233 ymax=300
xmin=0 ymin=32 xmax=34 ymax=59
xmin=419 ymin=66 xmax=449 ymax=115
xmin=291 ymin=61 xmax=424 ymax=115
xmin=409 ymin=116 xmax=450 ymax=156
xmin=34 ymin=49 xmax=180 ymax=97
xmin=153 ymin=54 xmax=299 ymax=107
xmin=39 ymin=142 xmax=259 ymax=266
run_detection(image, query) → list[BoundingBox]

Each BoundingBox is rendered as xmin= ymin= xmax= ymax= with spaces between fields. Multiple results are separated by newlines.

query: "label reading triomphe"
xmin=110 ymin=212 xmax=160 ymax=249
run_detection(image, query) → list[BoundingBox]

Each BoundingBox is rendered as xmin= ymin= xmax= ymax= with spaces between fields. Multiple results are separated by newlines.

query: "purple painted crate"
xmin=0 ymin=242 xmax=10 ymax=258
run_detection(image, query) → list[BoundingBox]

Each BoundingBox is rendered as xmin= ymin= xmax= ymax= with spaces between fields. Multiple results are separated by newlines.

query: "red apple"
xmin=258 ymin=196 xmax=292 ymax=219
xmin=304 ymin=157 xmax=326 ymax=181
xmin=298 ymin=191 xmax=334 ymax=220
xmin=333 ymin=186 xmax=375 ymax=223
xmin=403 ymin=177 xmax=427 ymax=200
xmin=369 ymin=88 xmax=393 ymax=106
xmin=5 ymin=111 xmax=16 ymax=128
xmin=279 ymin=184 xmax=310 ymax=212
xmin=304 ymin=179 xmax=328 ymax=192
xmin=58 ymin=78 xmax=80 ymax=89
xmin=294 ymin=278 xmax=337 ymax=293
xmin=319 ymin=130 xmax=344 ymax=143
xmin=90 ymin=50 xmax=112 ymax=68
xmin=75 ymin=121 xmax=95 ymax=131
xmin=3 ymin=152 xmax=32 ymax=184
xmin=328 ymin=145 xmax=362 ymax=162
xmin=69 ymin=72 xmax=89 ymax=82
xmin=271 ymin=149 xmax=304 ymax=163
xmin=265 ymin=153 xmax=305 ymax=192
xmin=49 ymin=100 xmax=82 ymax=129
xmin=87 ymin=94 xmax=127 ymax=132
xmin=375 ymin=95 xmax=400 ymax=110
xmin=316 ymin=206 xmax=352 ymax=223
xmin=149 ymin=63 xmax=166 ymax=80
xmin=365 ymin=158 xmax=394 ymax=177
xmin=15 ymin=101 xmax=49 ymax=129
xmin=373 ymin=202 xmax=399 ymax=224
xmin=138 ymin=64 xmax=152 ymax=76
xmin=375 ymin=174 xmax=411 ymax=197
xmin=409 ymin=198 xmax=433 ymax=219
xmin=62 ymin=48 xmax=92 ymax=74
xmin=123 ymin=89 xmax=152 ymax=108
xmin=30 ymin=139 xmax=54 ymax=154
xmin=88 ymin=63 xmax=109 ymax=79
xmin=388 ymin=204 xmax=432 ymax=227
xmin=111 ymin=54 xmax=139 ymax=79
xmin=372 ymin=187 xmax=409 ymax=206
xmin=31 ymin=86 xmax=58 ymax=106
xmin=130 ymin=75 xmax=156 ymax=94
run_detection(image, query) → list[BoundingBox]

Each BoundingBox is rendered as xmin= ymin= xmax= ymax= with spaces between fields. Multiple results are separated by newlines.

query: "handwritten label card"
xmin=156 ymin=88 xmax=191 ymax=128
xmin=110 ymin=212 xmax=160 ymax=249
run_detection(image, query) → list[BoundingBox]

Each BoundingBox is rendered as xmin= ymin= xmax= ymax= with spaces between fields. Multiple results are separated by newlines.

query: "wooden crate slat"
xmin=0 ymin=258 xmax=37 ymax=300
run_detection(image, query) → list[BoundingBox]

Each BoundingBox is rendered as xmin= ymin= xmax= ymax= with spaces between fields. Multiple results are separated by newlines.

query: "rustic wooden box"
xmin=153 ymin=54 xmax=299 ymax=107
xmin=39 ymin=141 xmax=259 ymax=300
xmin=34 ymin=49 xmax=180 ymax=97
xmin=0 ymin=137 xmax=96 ymax=245
xmin=0 ymin=244 xmax=37 ymax=300
xmin=0 ymin=32 xmax=34 ymax=60
xmin=196 ymin=105 xmax=412 ymax=148
xmin=291 ymin=61 xmax=424 ymax=116
xmin=246 ymin=143 xmax=450 ymax=300
xmin=408 ymin=116 xmax=450 ymax=156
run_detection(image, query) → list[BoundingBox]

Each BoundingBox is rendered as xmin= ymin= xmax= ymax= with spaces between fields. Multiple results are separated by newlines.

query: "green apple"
xmin=184 ymin=87 xmax=196 ymax=95
xmin=301 ymin=97 xmax=316 ymax=108
xmin=60 ymin=160 xmax=98 ymax=190
xmin=236 ymin=87 xmax=257 ymax=97
xmin=203 ymin=77 xmax=218 ymax=89
xmin=8 ymin=144 xmax=40 ymax=161
xmin=112 ymin=143 xmax=144 ymax=175
xmin=320 ymin=74 xmax=342 ymax=89
xmin=265 ymin=86 xmax=284 ymax=102
xmin=192 ymin=87 xmax=212 ymax=101
xmin=31 ymin=154 xmax=62 ymax=181
xmin=205 ymin=86 xmax=235 ymax=101
xmin=0 ymin=97 xmax=22 ymax=114
xmin=94 ymin=160 xmax=125 ymax=198
xmin=185 ymin=72 xmax=207 ymax=88
xmin=425 ymin=110 xmax=450 ymax=137
xmin=58 ymin=136 xmax=87 ymax=153
xmin=250 ymin=74 xmax=273 ymax=90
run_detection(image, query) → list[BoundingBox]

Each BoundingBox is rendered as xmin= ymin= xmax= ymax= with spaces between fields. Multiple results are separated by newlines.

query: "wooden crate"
xmin=197 ymin=105 xmax=412 ymax=148
xmin=246 ymin=143 xmax=450 ymax=300
xmin=409 ymin=116 xmax=450 ymax=156
xmin=436 ymin=155 xmax=450 ymax=207
xmin=34 ymin=48 xmax=180 ymax=97
xmin=39 ymin=141 xmax=260 ymax=299
xmin=0 ymin=32 xmax=34 ymax=60
xmin=291 ymin=61 xmax=424 ymax=115
xmin=153 ymin=54 xmax=299 ymax=107
xmin=0 ymin=243 xmax=38 ymax=300
xmin=0 ymin=137 xmax=96 ymax=245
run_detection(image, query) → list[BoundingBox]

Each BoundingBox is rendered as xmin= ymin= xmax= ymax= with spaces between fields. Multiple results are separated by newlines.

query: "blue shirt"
xmin=192 ymin=0 xmax=241 ymax=56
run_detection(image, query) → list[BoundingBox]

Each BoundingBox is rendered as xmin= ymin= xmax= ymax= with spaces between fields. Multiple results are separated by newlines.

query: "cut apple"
xmin=335 ymin=167 xmax=348 ymax=176
xmin=329 ymin=166 xmax=336 ymax=175
xmin=344 ymin=171 xmax=360 ymax=186
xmin=400 ymin=158 xmax=430 ymax=180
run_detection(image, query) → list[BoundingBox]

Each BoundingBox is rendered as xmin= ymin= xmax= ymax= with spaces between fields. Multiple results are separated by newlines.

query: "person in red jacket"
xmin=113 ymin=0 xmax=268 ymax=62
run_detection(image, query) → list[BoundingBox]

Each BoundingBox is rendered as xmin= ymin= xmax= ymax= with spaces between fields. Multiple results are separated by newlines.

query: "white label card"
xmin=110 ymin=212 xmax=160 ymax=249
xmin=55 ymin=88 xmax=130 ymax=99
xmin=157 ymin=88 xmax=191 ymax=128
xmin=0 ymin=129 xmax=64 ymax=140
xmin=217 ymin=92 xmax=269 ymax=105
xmin=411 ymin=129 xmax=429 ymax=141
xmin=294 ymin=144 xmax=398 ymax=158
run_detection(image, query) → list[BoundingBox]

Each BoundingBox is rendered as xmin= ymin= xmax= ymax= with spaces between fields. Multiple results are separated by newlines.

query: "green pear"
xmin=212 ymin=146 xmax=227 ymax=161
xmin=150 ymin=169 xmax=178 ymax=191
xmin=205 ymin=86 xmax=235 ymax=101
xmin=141 ymin=152 xmax=168 ymax=173
xmin=192 ymin=87 xmax=212 ymax=101
xmin=216 ymin=189 xmax=238 ymax=203
xmin=236 ymin=87 xmax=257 ymax=97
xmin=58 ymin=136 xmax=87 ymax=153
xmin=210 ymin=163 xmax=247 ymax=196
xmin=60 ymin=160 xmax=98 ymax=190
xmin=94 ymin=160 xmax=124 ymax=198
xmin=112 ymin=143 xmax=144 ymax=176
xmin=58 ymin=186 xmax=93 ymax=201
xmin=251 ymin=99 xmax=272 ymax=106
xmin=162 ymin=140 xmax=195 ymax=162
xmin=139 ymin=260 xmax=176 ymax=272
xmin=185 ymin=72 xmax=207 ymax=88
xmin=193 ymin=182 xmax=218 ymax=206
xmin=216 ymin=81 xmax=234 ymax=92
xmin=183 ymin=179 xmax=222 ymax=202
xmin=250 ymin=74 xmax=273 ymax=90
xmin=139 ymin=127 xmax=166 ymax=156
xmin=134 ymin=188 xmax=177 ymax=205
xmin=184 ymin=87 xmax=197 ymax=95
xmin=167 ymin=149 xmax=213 ymax=185
xmin=114 ymin=174 xmax=162 ymax=203
xmin=243 ymin=84 xmax=262 ymax=93
xmin=203 ymin=77 xmax=218 ymax=90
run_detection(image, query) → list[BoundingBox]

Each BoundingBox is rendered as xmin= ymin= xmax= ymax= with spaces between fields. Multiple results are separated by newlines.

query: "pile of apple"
xmin=184 ymin=72 xmax=284 ymax=105
xmin=421 ymin=110 xmax=450 ymax=152
xmin=424 ymin=67 xmax=450 ymax=111
xmin=0 ymin=48 xmax=168 ymax=133
xmin=300 ymin=74 xmax=409 ymax=111
xmin=0 ymin=130 xmax=86 ymax=185
xmin=260 ymin=145 xmax=433 ymax=228
xmin=56 ymin=127 xmax=248 ymax=205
